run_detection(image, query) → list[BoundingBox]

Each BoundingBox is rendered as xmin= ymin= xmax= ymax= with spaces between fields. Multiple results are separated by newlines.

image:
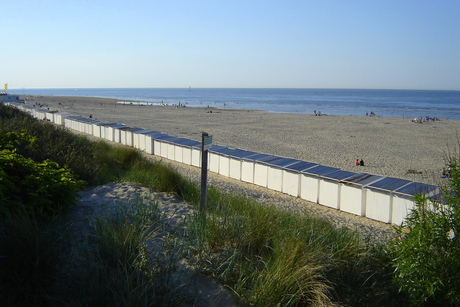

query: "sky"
xmin=3 ymin=0 xmax=460 ymax=90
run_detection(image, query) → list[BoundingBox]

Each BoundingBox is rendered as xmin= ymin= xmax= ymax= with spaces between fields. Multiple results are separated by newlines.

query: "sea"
xmin=10 ymin=88 xmax=460 ymax=120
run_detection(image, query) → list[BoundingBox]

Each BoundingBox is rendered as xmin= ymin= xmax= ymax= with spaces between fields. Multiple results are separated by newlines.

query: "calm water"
xmin=11 ymin=88 xmax=460 ymax=120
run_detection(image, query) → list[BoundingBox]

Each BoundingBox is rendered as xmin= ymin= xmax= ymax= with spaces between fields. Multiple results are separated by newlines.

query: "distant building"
xmin=0 ymin=91 xmax=21 ymax=103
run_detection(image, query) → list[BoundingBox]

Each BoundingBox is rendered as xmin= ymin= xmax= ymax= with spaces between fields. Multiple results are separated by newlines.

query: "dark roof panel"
xmin=284 ymin=161 xmax=318 ymax=172
xmin=321 ymin=170 xmax=357 ymax=181
xmin=393 ymin=182 xmax=440 ymax=199
xmin=241 ymin=153 xmax=274 ymax=162
xmin=227 ymin=149 xmax=259 ymax=159
xmin=367 ymin=177 xmax=411 ymax=193
xmin=302 ymin=165 xmax=340 ymax=177
xmin=177 ymin=138 xmax=201 ymax=146
xmin=263 ymin=157 xmax=300 ymax=167
xmin=341 ymin=173 xmax=384 ymax=187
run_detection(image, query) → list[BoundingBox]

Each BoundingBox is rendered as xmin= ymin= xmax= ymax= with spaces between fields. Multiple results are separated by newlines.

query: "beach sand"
xmin=27 ymin=95 xmax=460 ymax=185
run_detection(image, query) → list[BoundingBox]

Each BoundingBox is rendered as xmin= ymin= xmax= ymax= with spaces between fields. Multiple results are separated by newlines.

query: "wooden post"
xmin=200 ymin=132 xmax=211 ymax=215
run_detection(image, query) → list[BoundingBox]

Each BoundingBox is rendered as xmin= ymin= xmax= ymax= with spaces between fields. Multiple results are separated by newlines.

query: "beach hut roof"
xmin=392 ymin=182 xmax=440 ymax=199
xmin=159 ymin=136 xmax=184 ymax=144
xmin=143 ymin=130 xmax=164 ymax=136
xmin=135 ymin=128 xmax=155 ymax=135
xmin=301 ymin=165 xmax=339 ymax=177
xmin=341 ymin=173 xmax=385 ymax=188
xmin=126 ymin=127 xmax=147 ymax=132
xmin=94 ymin=121 xmax=111 ymax=126
xmin=283 ymin=160 xmax=318 ymax=172
xmin=106 ymin=123 xmax=128 ymax=129
xmin=254 ymin=155 xmax=285 ymax=165
xmin=210 ymin=147 xmax=255 ymax=158
xmin=366 ymin=177 xmax=412 ymax=193
xmin=320 ymin=169 xmax=357 ymax=182
xmin=241 ymin=152 xmax=273 ymax=162
xmin=175 ymin=138 xmax=201 ymax=147
xmin=150 ymin=133 xmax=171 ymax=140
xmin=209 ymin=145 xmax=230 ymax=153
xmin=226 ymin=149 xmax=258 ymax=159
xmin=261 ymin=157 xmax=300 ymax=168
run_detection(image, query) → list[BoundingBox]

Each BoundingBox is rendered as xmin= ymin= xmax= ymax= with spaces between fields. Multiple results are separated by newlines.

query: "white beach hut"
xmin=93 ymin=122 xmax=111 ymax=138
xmin=253 ymin=155 xmax=284 ymax=188
xmin=151 ymin=133 xmax=170 ymax=156
xmin=141 ymin=131 xmax=168 ymax=155
xmin=339 ymin=173 xmax=384 ymax=216
xmin=282 ymin=161 xmax=318 ymax=197
xmin=300 ymin=165 xmax=339 ymax=204
xmin=208 ymin=145 xmax=228 ymax=174
xmin=240 ymin=153 xmax=269 ymax=184
xmin=227 ymin=149 xmax=258 ymax=181
xmin=365 ymin=177 xmax=412 ymax=223
xmin=391 ymin=182 xmax=440 ymax=225
xmin=104 ymin=123 xmax=128 ymax=142
xmin=122 ymin=128 xmax=145 ymax=147
xmin=191 ymin=143 xmax=202 ymax=167
xmin=132 ymin=129 xmax=154 ymax=150
xmin=264 ymin=158 xmax=300 ymax=192
xmin=156 ymin=136 xmax=180 ymax=160
xmin=317 ymin=169 xmax=357 ymax=209
xmin=53 ymin=111 xmax=73 ymax=126
xmin=175 ymin=138 xmax=201 ymax=165
xmin=134 ymin=129 xmax=156 ymax=154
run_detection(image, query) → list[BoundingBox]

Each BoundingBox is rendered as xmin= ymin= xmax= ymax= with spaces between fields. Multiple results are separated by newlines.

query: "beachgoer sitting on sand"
xmin=359 ymin=159 xmax=364 ymax=166
xmin=354 ymin=159 xmax=359 ymax=166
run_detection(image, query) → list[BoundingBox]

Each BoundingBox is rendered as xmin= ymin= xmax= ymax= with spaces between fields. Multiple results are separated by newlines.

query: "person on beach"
xmin=354 ymin=159 xmax=360 ymax=166
xmin=359 ymin=159 xmax=364 ymax=166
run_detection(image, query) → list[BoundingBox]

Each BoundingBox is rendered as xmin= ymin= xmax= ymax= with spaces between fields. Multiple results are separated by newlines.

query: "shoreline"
xmin=24 ymin=95 xmax=460 ymax=185
xmin=23 ymin=94 xmax=460 ymax=120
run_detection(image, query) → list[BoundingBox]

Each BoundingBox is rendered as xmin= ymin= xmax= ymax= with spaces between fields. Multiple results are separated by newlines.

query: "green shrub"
xmin=392 ymin=162 xmax=460 ymax=305
xmin=0 ymin=149 xmax=85 ymax=217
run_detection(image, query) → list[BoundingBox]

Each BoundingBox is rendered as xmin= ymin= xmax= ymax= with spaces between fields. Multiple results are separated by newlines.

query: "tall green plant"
xmin=392 ymin=162 xmax=460 ymax=305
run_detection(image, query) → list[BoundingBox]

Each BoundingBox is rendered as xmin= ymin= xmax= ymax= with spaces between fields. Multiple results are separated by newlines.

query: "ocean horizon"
xmin=10 ymin=87 xmax=460 ymax=120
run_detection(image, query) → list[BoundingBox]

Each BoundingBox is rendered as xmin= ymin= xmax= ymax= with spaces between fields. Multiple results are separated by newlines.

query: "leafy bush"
xmin=0 ymin=131 xmax=85 ymax=217
xmin=392 ymin=162 xmax=460 ymax=305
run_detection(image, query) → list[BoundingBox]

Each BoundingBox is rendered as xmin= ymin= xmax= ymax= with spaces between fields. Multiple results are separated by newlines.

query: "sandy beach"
xmin=27 ymin=95 xmax=460 ymax=186
xmin=28 ymin=94 xmax=430 ymax=249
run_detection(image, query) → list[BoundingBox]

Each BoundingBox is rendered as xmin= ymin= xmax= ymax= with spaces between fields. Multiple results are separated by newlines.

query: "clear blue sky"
xmin=3 ymin=0 xmax=460 ymax=90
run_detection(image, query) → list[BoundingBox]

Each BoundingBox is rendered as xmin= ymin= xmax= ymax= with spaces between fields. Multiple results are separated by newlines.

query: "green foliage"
xmin=392 ymin=163 xmax=460 ymax=305
xmin=0 ymin=129 xmax=37 ymax=153
xmin=0 ymin=129 xmax=86 ymax=217
xmin=0 ymin=149 xmax=86 ymax=217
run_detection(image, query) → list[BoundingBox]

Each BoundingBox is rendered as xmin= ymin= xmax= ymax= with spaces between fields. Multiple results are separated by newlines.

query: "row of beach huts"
xmin=4 ymin=101 xmax=441 ymax=226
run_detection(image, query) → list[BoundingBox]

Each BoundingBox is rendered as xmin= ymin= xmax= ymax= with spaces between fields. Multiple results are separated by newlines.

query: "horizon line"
xmin=8 ymin=86 xmax=460 ymax=92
